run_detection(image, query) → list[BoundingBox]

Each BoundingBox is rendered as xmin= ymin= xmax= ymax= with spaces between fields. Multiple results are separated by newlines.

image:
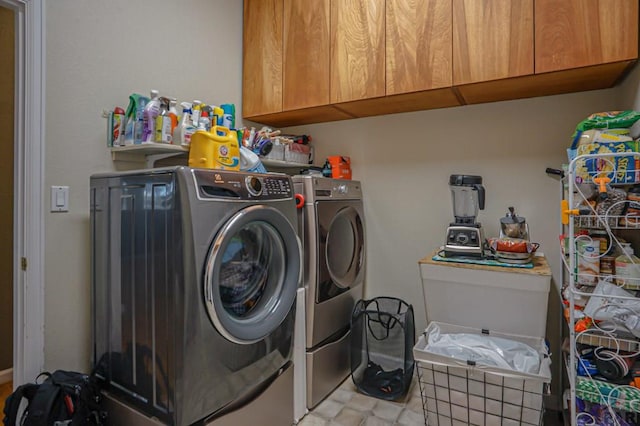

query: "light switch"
xmin=51 ymin=186 xmax=69 ymax=212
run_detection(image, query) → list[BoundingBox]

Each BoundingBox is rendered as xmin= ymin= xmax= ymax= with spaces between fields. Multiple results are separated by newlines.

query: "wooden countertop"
xmin=419 ymin=249 xmax=552 ymax=276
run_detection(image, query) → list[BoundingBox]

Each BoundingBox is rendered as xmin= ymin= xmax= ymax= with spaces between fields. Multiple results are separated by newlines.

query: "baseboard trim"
xmin=0 ymin=368 xmax=12 ymax=385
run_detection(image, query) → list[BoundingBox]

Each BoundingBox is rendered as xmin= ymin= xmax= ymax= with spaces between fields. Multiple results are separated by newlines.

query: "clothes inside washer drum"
xmin=219 ymin=261 xmax=268 ymax=316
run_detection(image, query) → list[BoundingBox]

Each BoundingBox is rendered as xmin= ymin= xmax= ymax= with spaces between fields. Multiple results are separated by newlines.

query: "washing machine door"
xmin=203 ymin=204 xmax=301 ymax=344
xmin=316 ymin=200 xmax=366 ymax=303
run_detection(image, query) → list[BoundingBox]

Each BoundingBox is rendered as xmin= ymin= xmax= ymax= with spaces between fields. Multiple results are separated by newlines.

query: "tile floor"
xmin=299 ymin=377 xmax=425 ymax=426
xmin=298 ymin=377 xmax=564 ymax=426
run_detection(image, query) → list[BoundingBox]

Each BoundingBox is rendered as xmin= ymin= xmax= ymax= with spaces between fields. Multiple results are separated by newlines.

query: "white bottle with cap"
xmin=615 ymin=242 xmax=640 ymax=287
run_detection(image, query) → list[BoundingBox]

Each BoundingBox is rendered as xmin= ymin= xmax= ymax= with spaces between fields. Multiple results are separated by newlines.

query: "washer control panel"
xmin=193 ymin=169 xmax=292 ymax=200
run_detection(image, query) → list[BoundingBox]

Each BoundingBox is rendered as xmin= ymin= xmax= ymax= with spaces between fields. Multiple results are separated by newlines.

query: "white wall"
xmin=621 ymin=63 xmax=640 ymax=110
xmin=283 ymin=86 xmax=624 ymax=407
xmin=44 ymin=0 xmax=243 ymax=371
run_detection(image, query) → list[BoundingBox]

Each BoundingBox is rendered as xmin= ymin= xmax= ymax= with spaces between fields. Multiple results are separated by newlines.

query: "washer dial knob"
xmin=246 ymin=176 xmax=263 ymax=196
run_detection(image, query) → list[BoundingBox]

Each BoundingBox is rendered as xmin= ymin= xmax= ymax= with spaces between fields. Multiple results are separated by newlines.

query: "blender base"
xmin=444 ymin=225 xmax=485 ymax=258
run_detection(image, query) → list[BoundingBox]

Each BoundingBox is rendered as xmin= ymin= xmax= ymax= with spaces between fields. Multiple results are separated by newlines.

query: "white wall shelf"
xmin=111 ymin=143 xmax=188 ymax=168
xmin=261 ymin=158 xmax=310 ymax=168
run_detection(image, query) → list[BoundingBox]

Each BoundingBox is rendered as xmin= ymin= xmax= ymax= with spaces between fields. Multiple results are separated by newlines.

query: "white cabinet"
xmin=419 ymin=252 xmax=551 ymax=338
xmin=563 ymin=151 xmax=640 ymax=425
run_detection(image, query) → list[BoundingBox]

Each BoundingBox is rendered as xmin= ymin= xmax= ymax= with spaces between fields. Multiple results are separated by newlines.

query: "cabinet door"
xmin=386 ymin=0 xmax=452 ymax=95
xmin=535 ymin=0 xmax=638 ymax=73
xmin=283 ymin=0 xmax=330 ymax=110
xmin=453 ymin=0 xmax=533 ymax=85
xmin=243 ymin=0 xmax=283 ymax=117
xmin=331 ymin=0 xmax=385 ymax=104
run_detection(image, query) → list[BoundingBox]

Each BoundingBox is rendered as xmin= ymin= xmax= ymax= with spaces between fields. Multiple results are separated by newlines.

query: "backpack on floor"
xmin=2 ymin=370 xmax=107 ymax=426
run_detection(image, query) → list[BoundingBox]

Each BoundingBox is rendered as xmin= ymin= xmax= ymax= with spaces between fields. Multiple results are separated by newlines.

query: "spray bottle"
xmin=142 ymin=90 xmax=161 ymax=143
xmin=212 ymin=106 xmax=224 ymax=127
xmin=191 ymin=100 xmax=203 ymax=128
xmin=173 ymin=102 xmax=197 ymax=147
xmin=123 ymin=93 xmax=147 ymax=145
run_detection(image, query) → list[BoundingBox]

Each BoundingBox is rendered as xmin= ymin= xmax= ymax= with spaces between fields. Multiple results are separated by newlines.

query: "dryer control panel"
xmin=313 ymin=177 xmax=362 ymax=200
xmin=193 ymin=169 xmax=293 ymax=200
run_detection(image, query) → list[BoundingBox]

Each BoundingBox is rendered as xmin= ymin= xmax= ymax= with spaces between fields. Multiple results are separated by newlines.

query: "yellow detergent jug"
xmin=188 ymin=126 xmax=240 ymax=170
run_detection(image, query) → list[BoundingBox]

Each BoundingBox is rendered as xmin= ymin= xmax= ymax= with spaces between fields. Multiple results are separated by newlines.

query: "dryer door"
xmin=316 ymin=200 xmax=366 ymax=303
xmin=203 ymin=205 xmax=301 ymax=344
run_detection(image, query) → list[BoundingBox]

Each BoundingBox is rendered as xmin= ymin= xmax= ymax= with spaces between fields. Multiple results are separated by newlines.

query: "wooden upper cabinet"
xmin=453 ymin=0 xmax=534 ymax=85
xmin=535 ymin=0 xmax=639 ymax=74
xmin=283 ymin=0 xmax=330 ymax=110
xmin=331 ymin=0 xmax=385 ymax=104
xmin=386 ymin=0 xmax=452 ymax=95
xmin=243 ymin=0 xmax=283 ymax=117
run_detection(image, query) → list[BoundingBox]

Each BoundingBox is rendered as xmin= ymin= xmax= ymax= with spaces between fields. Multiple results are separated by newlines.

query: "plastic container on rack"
xmin=285 ymin=143 xmax=310 ymax=164
xmin=262 ymin=143 xmax=285 ymax=161
xmin=615 ymin=242 xmax=640 ymax=288
xmin=414 ymin=322 xmax=551 ymax=426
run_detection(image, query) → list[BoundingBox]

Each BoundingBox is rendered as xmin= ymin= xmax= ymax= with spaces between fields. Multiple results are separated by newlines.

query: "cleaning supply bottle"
xmin=154 ymin=97 xmax=172 ymax=143
xmin=213 ymin=106 xmax=224 ymax=127
xmin=615 ymin=243 xmax=640 ymax=287
xmin=142 ymin=90 xmax=161 ymax=143
xmin=191 ymin=100 xmax=202 ymax=128
xmin=173 ymin=102 xmax=196 ymax=147
xmin=189 ymin=124 xmax=240 ymax=170
xmin=239 ymin=146 xmax=267 ymax=173
xmin=123 ymin=93 xmax=146 ymax=145
xmin=168 ymin=98 xmax=179 ymax=134
xmin=221 ymin=104 xmax=235 ymax=129
xmin=112 ymin=106 xmax=125 ymax=146
xmin=201 ymin=110 xmax=212 ymax=131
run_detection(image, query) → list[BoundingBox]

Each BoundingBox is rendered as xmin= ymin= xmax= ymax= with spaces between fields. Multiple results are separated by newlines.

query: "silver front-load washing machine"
xmin=91 ymin=167 xmax=300 ymax=426
xmin=292 ymin=175 xmax=366 ymax=408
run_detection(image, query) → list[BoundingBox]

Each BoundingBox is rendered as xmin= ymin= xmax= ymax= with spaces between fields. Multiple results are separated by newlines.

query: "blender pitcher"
xmin=449 ymin=175 xmax=485 ymax=224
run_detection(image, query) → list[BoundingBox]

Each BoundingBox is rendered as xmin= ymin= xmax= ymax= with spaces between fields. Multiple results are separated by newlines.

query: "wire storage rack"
xmin=564 ymin=151 xmax=640 ymax=425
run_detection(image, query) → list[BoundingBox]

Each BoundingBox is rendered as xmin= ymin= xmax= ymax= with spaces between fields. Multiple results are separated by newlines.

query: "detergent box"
xmin=568 ymin=129 xmax=639 ymax=184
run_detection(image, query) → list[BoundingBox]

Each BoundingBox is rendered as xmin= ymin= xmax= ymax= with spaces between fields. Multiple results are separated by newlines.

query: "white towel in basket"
xmin=425 ymin=323 xmax=541 ymax=374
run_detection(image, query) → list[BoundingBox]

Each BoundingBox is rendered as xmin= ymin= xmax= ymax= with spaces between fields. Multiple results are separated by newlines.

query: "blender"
xmin=444 ymin=174 xmax=486 ymax=258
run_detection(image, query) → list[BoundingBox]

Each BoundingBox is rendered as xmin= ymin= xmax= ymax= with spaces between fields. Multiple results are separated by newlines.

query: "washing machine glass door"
xmin=204 ymin=205 xmax=300 ymax=344
xmin=317 ymin=200 xmax=365 ymax=303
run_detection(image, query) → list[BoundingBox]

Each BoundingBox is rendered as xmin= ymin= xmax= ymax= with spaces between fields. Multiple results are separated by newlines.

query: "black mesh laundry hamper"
xmin=350 ymin=297 xmax=415 ymax=401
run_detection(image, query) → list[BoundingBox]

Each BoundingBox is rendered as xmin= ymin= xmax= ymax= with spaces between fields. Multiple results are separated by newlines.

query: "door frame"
xmin=0 ymin=0 xmax=45 ymax=385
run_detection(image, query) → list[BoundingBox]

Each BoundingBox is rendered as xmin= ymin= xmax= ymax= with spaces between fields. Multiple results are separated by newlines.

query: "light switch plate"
xmin=51 ymin=186 xmax=69 ymax=212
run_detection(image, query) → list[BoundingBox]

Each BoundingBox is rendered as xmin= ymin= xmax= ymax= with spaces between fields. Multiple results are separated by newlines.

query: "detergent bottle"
xmin=189 ymin=125 xmax=240 ymax=170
